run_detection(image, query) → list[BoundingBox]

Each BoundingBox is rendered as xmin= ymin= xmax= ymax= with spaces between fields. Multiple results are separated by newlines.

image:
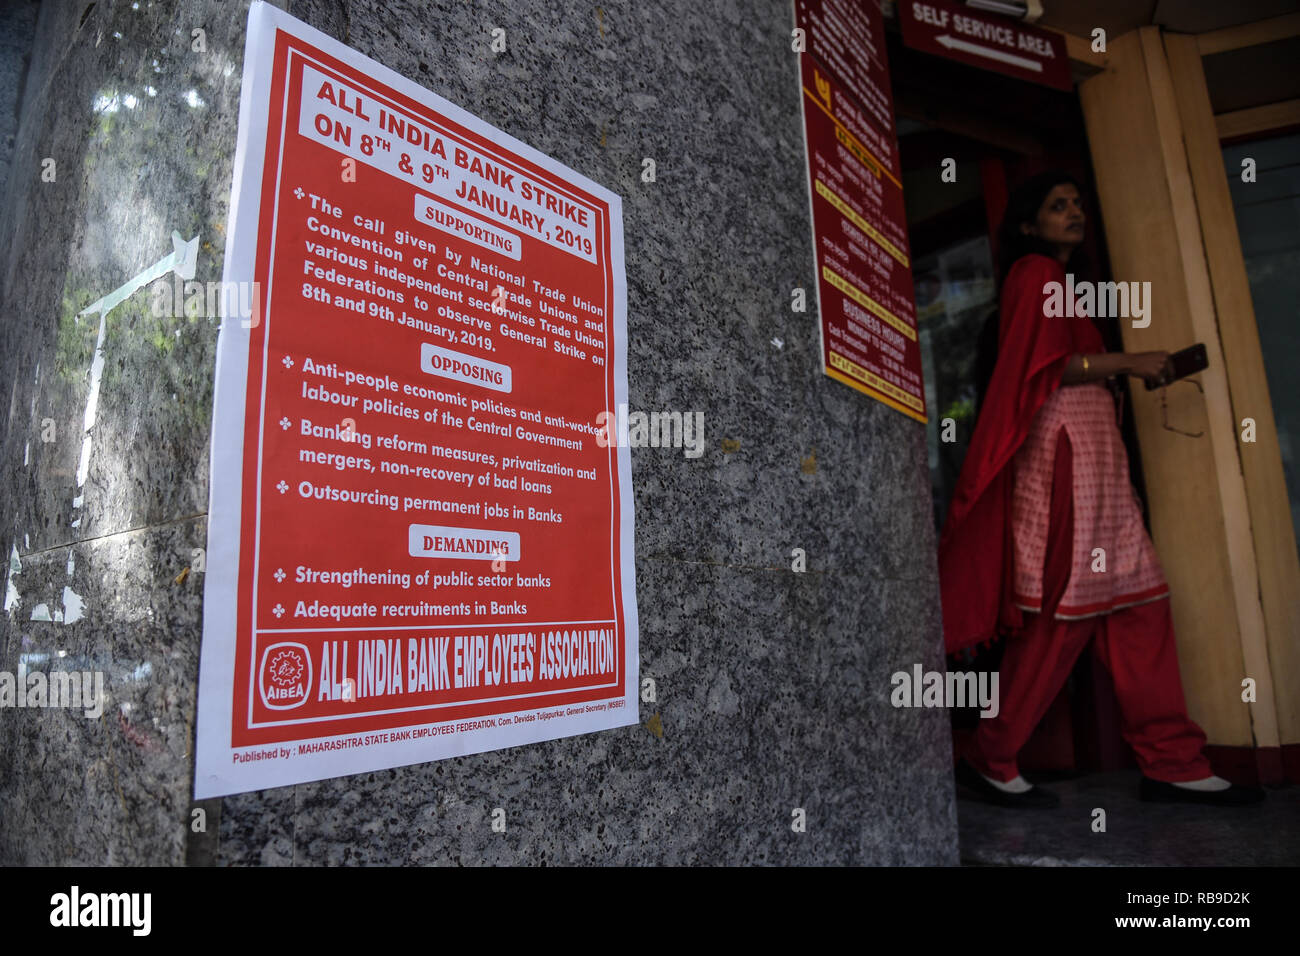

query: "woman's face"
xmin=1021 ymin=183 xmax=1086 ymax=256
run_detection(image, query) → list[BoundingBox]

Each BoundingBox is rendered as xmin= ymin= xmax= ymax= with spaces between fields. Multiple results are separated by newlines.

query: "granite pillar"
xmin=0 ymin=0 xmax=956 ymax=865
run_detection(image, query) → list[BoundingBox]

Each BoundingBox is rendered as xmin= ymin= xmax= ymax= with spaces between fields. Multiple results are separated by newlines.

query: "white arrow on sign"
xmin=79 ymin=230 xmax=199 ymax=318
xmin=23 ymin=229 xmax=202 ymax=625
xmin=936 ymin=34 xmax=1043 ymax=72
xmin=73 ymin=230 xmax=200 ymax=509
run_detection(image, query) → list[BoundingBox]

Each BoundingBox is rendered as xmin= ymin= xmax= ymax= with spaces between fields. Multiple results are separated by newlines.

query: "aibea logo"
xmin=259 ymin=642 xmax=311 ymax=709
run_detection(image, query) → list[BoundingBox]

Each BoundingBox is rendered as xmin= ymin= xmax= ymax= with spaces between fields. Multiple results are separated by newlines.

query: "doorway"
xmin=887 ymin=29 xmax=1142 ymax=777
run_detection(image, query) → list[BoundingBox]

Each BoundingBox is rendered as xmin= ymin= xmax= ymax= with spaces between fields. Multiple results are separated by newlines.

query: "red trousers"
xmin=965 ymin=434 xmax=1212 ymax=783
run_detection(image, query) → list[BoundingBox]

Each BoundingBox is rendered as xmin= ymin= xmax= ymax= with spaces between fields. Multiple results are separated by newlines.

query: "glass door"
xmin=1222 ymin=131 xmax=1300 ymax=559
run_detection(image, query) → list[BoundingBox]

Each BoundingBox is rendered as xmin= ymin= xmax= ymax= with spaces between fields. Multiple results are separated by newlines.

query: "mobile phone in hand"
xmin=1146 ymin=343 xmax=1209 ymax=390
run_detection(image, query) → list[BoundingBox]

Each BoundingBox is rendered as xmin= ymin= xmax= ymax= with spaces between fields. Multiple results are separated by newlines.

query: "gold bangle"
xmin=1082 ymin=355 xmax=1090 ymax=375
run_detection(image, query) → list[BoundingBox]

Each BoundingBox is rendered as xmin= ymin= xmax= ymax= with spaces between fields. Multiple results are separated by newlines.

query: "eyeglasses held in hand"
xmin=1160 ymin=378 xmax=1204 ymax=439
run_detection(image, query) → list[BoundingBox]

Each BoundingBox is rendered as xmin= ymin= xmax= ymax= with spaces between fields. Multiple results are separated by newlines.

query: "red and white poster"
xmin=796 ymin=0 xmax=927 ymax=422
xmin=196 ymin=2 xmax=636 ymax=797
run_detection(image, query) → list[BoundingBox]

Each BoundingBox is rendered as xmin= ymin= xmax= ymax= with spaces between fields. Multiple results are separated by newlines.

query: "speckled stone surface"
xmin=0 ymin=518 xmax=205 ymax=865
xmin=0 ymin=0 xmax=957 ymax=864
xmin=0 ymin=1 xmax=39 ymax=204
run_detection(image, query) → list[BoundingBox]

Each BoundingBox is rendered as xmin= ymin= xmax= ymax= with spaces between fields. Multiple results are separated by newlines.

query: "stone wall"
xmin=0 ymin=0 xmax=955 ymax=865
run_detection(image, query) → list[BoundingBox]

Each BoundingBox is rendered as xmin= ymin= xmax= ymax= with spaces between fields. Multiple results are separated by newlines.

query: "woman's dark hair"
xmin=994 ymin=169 xmax=1089 ymax=289
xmin=976 ymin=169 xmax=1091 ymax=412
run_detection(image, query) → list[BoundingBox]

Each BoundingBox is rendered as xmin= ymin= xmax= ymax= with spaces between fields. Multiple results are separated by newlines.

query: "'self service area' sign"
xmin=196 ymin=2 xmax=637 ymax=797
xmin=795 ymin=0 xmax=927 ymax=422
xmin=900 ymin=0 xmax=1072 ymax=92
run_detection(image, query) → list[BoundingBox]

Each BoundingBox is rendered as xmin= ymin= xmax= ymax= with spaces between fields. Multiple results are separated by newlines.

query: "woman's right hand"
xmin=1128 ymin=351 xmax=1173 ymax=385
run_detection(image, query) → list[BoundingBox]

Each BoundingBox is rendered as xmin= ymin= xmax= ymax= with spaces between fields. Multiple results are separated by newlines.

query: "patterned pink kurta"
xmin=1010 ymin=383 xmax=1170 ymax=619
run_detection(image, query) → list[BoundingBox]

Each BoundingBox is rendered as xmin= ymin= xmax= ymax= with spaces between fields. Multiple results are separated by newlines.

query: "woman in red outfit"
xmin=940 ymin=171 xmax=1263 ymax=808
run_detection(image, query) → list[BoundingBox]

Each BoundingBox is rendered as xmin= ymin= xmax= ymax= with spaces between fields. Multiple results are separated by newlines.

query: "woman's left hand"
xmin=1129 ymin=351 xmax=1174 ymax=385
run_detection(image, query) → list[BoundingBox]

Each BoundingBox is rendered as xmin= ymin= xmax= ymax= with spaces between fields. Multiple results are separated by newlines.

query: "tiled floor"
xmin=956 ymin=771 xmax=1300 ymax=866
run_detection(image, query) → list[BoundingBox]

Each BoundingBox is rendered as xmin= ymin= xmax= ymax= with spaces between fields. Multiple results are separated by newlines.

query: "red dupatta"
xmin=938 ymin=253 xmax=1105 ymax=655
